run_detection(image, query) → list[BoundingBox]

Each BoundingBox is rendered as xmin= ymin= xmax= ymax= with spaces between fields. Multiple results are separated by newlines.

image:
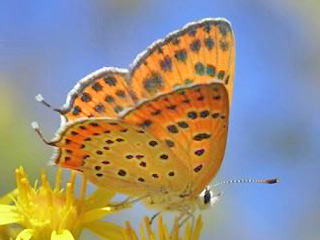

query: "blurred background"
xmin=0 ymin=0 xmax=319 ymax=239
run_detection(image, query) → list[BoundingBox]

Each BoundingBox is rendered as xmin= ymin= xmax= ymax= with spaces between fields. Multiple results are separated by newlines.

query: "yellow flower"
xmin=0 ymin=167 xmax=204 ymax=240
xmin=123 ymin=215 xmax=204 ymax=240
xmin=0 ymin=167 xmax=123 ymax=240
xmin=0 ymin=190 xmax=16 ymax=240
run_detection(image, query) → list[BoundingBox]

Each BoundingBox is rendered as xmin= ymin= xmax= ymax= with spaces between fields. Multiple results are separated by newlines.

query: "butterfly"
xmin=38 ymin=18 xmax=236 ymax=217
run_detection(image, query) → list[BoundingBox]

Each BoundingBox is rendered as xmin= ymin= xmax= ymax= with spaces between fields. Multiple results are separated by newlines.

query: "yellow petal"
xmin=192 ymin=215 xmax=203 ymax=240
xmin=184 ymin=221 xmax=192 ymax=240
xmin=158 ymin=216 xmax=168 ymax=240
xmin=143 ymin=217 xmax=156 ymax=240
xmin=0 ymin=204 xmax=16 ymax=213
xmin=0 ymin=189 xmax=18 ymax=205
xmin=16 ymin=229 xmax=34 ymax=240
xmin=85 ymin=188 xmax=115 ymax=210
xmin=0 ymin=205 xmax=21 ymax=225
xmin=171 ymin=217 xmax=179 ymax=240
xmin=124 ymin=221 xmax=138 ymax=240
xmin=139 ymin=223 xmax=146 ymax=240
xmin=81 ymin=207 xmax=115 ymax=224
xmin=51 ymin=229 xmax=75 ymax=240
xmin=85 ymin=220 xmax=124 ymax=240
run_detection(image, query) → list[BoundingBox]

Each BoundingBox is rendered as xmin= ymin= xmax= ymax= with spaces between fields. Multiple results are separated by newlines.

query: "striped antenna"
xmin=35 ymin=94 xmax=63 ymax=114
xmin=212 ymin=178 xmax=279 ymax=188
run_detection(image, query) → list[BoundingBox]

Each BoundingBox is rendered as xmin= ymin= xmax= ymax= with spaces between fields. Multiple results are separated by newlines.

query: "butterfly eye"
xmin=203 ymin=189 xmax=211 ymax=205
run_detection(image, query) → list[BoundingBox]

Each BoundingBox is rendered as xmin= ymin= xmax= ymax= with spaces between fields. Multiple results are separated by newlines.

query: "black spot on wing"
xmin=104 ymin=76 xmax=117 ymax=86
xmin=193 ymin=133 xmax=211 ymax=141
xmin=72 ymin=106 xmax=81 ymax=115
xmin=116 ymin=90 xmax=126 ymax=98
xmin=175 ymin=49 xmax=187 ymax=62
xmin=81 ymin=93 xmax=92 ymax=102
xmin=94 ymin=104 xmax=105 ymax=112
xmin=165 ymin=139 xmax=175 ymax=148
xmin=159 ymin=56 xmax=172 ymax=71
xmin=167 ymin=125 xmax=179 ymax=133
xmin=204 ymin=37 xmax=214 ymax=50
xmin=92 ymin=82 xmax=102 ymax=91
xmin=105 ymin=95 xmax=115 ymax=103
xmin=190 ymin=39 xmax=201 ymax=52
xmin=143 ymin=72 xmax=164 ymax=93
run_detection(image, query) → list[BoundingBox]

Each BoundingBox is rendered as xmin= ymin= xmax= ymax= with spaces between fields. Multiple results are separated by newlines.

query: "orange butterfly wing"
xmin=61 ymin=68 xmax=137 ymax=122
xmin=129 ymin=18 xmax=235 ymax=103
xmin=51 ymin=18 xmax=234 ymax=200
xmin=52 ymin=118 xmax=190 ymax=196
xmin=60 ymin=18 xmax=234 ymax=122
xmin=123 ymin=82 xmax=229 ymax=196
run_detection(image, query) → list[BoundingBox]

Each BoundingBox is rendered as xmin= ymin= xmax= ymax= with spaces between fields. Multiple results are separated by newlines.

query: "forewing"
xmin=123 ymin=82 xmax=229 ymax=196
xmin=52 ymin=118 xmax=190 ymax=196
xmin=61 ymin=68 xmax=137 ymax=121
xmin=129 ymin=18 xmax=235 ymax=103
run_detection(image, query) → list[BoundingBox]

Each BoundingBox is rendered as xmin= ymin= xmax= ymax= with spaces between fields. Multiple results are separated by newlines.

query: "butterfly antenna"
xmin=212 ymin=178 xmax=279 ymax=188
xmin=35 ymin=94 xmax=63 ymax=114
xmin=31 ymin=121 xmax=56 ymax=146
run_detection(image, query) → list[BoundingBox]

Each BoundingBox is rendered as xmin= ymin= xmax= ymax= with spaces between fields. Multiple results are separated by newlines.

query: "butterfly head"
xmin=197 ymin=187 xmax=221 ymax=210
xmin=196 ymin=178 xmax=279 ymax=210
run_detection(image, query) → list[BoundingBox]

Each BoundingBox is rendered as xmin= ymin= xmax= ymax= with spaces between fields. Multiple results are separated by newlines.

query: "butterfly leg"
xmin=179 ymin=209 xmax=196 ymax=228
xmin=110 ymin=194 xmax=149 ymax=210
xmin=149 ymin=211 xmax=162 ymax=225
xmin=109 ymin=196 xmax=133 ymax=209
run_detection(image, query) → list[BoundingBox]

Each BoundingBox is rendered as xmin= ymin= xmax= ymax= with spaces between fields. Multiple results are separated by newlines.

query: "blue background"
xmin=0 ymin=1 xmax=319 ymax=239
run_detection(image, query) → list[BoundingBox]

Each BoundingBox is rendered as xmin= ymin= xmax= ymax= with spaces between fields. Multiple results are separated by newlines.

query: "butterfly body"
xmin=142 ymin=191 xmax=198 ymax=212
xmin=48 ymin=18 xmax=235 ymax=213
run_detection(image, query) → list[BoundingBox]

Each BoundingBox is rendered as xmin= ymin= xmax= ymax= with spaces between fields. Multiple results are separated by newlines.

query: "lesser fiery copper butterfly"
xmin=34 ymin=18 xmax=277 ymax=219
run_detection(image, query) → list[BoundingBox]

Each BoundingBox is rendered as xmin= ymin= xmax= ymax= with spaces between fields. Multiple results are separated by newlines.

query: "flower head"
xmin=0 ymin=167 xmax=205 ymax=240
xmin=0 ymin=167 xmax=123 ymax=240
